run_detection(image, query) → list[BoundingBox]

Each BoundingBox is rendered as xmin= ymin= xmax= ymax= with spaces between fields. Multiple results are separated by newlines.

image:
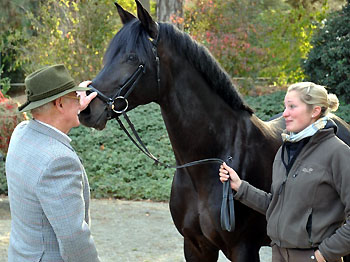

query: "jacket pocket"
xmin=305 ymin=208 xmax=313 ymax=245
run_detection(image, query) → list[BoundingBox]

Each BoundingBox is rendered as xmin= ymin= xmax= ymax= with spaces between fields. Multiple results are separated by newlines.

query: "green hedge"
xmin=303 ymin=2 xmax=350 ymax=102
xmin=69 ymin=103 xmax=174 ymax=201
xmin=245 ymin=91 xmax=286 ymax=120
xmin=1 ymin=92 xmax=350 ymax=200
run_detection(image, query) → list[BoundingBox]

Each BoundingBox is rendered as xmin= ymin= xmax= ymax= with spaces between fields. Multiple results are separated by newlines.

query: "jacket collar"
xmin=324 ymin=118 xmax=338 ymax=134
xmin=27 ymin=119 xmax=74 ymax=152
xmin=308 ymin=123 xmax=336 ymax=145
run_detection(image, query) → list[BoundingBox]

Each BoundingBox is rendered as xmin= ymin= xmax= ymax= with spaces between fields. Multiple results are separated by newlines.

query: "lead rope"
xmin=116 ymin=112 xmax=235 ymax=232
xmin=220 ymin=162 xmax=235 ymax=232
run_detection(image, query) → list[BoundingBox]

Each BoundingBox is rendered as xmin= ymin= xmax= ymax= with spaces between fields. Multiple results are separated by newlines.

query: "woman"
xmin=219 ymin=82 xmax=350 ymax=262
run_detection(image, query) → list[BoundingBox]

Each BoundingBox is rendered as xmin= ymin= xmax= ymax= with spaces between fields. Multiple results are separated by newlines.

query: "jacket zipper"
xmin=276 ymin=165 xmax=294 ymax=245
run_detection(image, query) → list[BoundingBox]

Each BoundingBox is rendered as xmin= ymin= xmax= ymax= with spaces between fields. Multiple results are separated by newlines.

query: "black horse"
xmin=79 ymin=1 xmax=350 ymax=261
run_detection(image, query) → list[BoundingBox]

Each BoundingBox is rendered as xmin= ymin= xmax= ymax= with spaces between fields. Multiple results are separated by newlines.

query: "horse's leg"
xmin=170 ymin=172 xmax=219 ymax=261
xmin=183 ymin=236 xmax=219 ymax=262
xmin=228 ymin=241 xmax=261 ymax=262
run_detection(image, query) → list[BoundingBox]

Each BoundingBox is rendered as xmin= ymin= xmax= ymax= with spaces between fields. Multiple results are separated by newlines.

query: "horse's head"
xmin=79 ymin=0 xmax=160 ymax=130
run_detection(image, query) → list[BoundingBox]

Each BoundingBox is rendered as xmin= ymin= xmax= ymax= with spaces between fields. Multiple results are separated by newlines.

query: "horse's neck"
xmin=159 ymin=75 xmax=271 ymax=161
xmin=157 ymin=50 xmax=281 ymax=168
xmin=159 ymin=82 xmax=281 ymax=196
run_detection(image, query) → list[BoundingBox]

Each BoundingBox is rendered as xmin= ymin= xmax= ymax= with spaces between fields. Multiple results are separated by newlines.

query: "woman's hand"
xmin=219 ymin=162 xmax=242 ymax=191
xmin=314 ymin=250 xmax=326 ymax=262
xmin=77 ymin=81 xmax=97 ymax=111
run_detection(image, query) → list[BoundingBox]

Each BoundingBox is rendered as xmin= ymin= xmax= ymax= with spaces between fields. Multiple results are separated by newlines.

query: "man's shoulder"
xmin=11 ymin=120 xmax=29 ymax=136
xmin=9 ymin=121 xmax=75 ymax=162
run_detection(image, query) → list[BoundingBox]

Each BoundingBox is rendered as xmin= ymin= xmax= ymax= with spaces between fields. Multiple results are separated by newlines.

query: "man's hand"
xmin=77 ymin=80 xmax=97 ymax=111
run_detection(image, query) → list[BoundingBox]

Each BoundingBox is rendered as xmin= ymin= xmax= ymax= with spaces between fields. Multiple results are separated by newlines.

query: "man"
xmin=5 ymin=64 xmax=100 ymax=261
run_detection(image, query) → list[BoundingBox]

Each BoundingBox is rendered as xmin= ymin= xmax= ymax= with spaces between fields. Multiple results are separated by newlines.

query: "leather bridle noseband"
xmin=86 ymin=25 xmax=235 ymax=233
xmin=88 ymin=64 xmax=146 ymax=119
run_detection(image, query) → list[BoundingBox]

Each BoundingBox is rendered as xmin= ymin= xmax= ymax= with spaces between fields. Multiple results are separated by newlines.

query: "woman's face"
xmin=283 ymin=90 xmax=315 ymax=133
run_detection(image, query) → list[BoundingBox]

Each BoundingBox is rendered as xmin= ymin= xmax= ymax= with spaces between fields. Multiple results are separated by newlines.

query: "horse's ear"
xmin=114 ymin=2 xmax=136 ymax=24
xmin=135 ymin=0 xmax=158 ymax=40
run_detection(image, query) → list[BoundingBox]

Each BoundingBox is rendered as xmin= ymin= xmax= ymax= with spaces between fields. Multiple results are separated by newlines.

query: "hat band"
xmin=28 ymin=80 xmax=76 ymax=102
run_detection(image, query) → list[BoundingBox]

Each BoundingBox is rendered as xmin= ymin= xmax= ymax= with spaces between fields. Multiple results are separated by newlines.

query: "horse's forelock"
xmin=103 ymin=20 xmax=155 ymax=67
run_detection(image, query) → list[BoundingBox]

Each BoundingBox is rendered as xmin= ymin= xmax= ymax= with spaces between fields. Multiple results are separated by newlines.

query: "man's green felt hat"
xmin=18 ymin=64 xmax=89 ymax=112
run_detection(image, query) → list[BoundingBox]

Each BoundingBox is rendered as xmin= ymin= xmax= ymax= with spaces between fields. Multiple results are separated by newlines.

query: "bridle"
xmin=88 ymin=64 xmax=146 ymax=119
xmin=87 ymin=24 xmax=235 ymax=233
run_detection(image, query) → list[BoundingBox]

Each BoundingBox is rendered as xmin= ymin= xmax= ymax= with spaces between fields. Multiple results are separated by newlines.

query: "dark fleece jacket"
xmin=235 ymin=121 xmax=350 ymax=261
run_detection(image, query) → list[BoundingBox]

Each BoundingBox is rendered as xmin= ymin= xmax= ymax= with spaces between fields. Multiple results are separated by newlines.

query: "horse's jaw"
xmin=79 ymin=112 xmax=108 ymax=131
xmin=80 ymin=120 xmax=107 ymax=131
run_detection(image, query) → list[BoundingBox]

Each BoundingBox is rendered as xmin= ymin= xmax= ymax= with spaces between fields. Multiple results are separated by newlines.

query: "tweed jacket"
xmin=235 ymin=126 xmax=350 ymax=262
xmin=6 ymin=120 xmax=100 ymax=262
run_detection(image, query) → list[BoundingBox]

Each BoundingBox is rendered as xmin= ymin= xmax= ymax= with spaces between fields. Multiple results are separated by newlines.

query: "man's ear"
xmin=54 ymin=97 xmax=65 ymax=113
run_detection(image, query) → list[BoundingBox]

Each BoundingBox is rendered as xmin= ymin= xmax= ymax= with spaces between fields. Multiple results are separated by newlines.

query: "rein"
xmin=87 ymin=26 xmax=235 ymax=232
xmin=117 ymin=110 xmax=235 ymax=232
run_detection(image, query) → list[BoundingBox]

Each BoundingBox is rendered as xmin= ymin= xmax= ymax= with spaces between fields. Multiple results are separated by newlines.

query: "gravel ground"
xmin=0 ymin=197 xmax=271 ymax=261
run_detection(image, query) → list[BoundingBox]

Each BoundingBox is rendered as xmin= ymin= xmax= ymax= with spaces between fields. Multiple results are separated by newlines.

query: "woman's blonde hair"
xmin=287 ymin=82 xmax=339 ymax=117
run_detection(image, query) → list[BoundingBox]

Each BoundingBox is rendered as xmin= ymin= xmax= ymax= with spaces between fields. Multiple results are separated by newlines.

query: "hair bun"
xmin=328 ymin=93 xmax=339 ymax=112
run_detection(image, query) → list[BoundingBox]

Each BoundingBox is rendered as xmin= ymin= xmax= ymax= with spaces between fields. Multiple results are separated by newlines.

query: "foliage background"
xmin=15 ymin=0 xmax=143 ymax=80
xmin=0 ymin=0 xmax=346 ymax=88
xmin=303 ymin=1 xmax=350 ymax=102
xmin=180 ymin=0 xmax=334 ymax=87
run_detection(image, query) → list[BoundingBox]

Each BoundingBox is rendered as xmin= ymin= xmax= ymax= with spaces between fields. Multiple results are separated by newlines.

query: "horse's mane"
xmin=104 ymin=20 xmax=253 ymax=113
xmin=159 ymin=23 xmax=253 ymax=113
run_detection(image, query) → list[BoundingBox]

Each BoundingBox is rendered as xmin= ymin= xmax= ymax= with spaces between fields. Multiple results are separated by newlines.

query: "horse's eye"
xmin=127 ymin=54 xmax=137 ymax=61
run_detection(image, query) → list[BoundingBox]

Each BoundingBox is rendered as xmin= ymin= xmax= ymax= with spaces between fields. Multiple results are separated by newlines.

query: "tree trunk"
xmin=157 ymin=0 xmax=183 ymax=29
xmin=139 ymin=0 xmax=150 ymax=12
